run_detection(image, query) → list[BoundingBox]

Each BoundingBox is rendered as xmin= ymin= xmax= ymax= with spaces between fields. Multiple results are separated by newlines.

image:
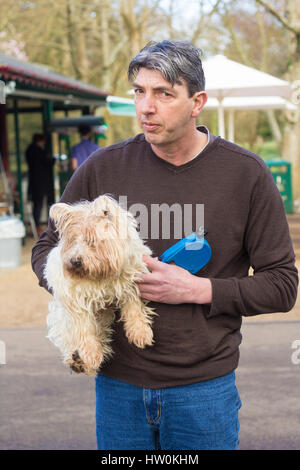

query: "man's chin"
xmin=143 ymin=131 xmax=165 ymax=145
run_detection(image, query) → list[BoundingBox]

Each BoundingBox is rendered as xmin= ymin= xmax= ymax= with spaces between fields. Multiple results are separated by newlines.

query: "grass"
xmin=256 ymin=140 xmax=281 ymax=161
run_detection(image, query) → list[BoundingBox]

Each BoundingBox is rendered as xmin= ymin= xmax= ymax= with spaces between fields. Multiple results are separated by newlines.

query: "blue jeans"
xmin=95 ymin=371 xmax=242 ymax=450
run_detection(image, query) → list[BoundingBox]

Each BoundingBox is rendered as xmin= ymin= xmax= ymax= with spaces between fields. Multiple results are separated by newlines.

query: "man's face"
xmin=133 ymin=68 xmax=206 ymax=148
xmin=37 ymin=139 xmax=46 ymax=148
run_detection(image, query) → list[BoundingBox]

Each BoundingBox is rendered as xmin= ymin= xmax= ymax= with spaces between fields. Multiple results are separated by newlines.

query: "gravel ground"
xmin=0 ymin=238 xmax=51 ymax=328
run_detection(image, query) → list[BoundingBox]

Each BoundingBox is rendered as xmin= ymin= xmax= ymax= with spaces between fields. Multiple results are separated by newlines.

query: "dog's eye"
xmin=84 ymin=237 xmax=95 ymax=248
xmin=103 ymin=210 xmax=109 ymax=217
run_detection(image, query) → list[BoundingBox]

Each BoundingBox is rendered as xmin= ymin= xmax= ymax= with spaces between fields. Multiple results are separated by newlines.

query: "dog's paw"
xmin=66 ymin=351 xmax=86 ymax=374
xmin=80 ymin=341 xmax=105 ymax=371
xmin=84 ymin=354 xmax=104 ymax=376
xmin=125 ymin=321 xmax=154 ymax=349
xmin=66 ymin=350 xmax=102 ymax=377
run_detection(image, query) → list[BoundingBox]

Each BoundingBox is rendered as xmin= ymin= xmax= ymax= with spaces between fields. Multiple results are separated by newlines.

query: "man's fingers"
xmin=139 ymin=286 xmax=159 ymax=300
xmin=142 ymin=255 xmax=161 ymax=270
xmin=138 ymin=273 xmax=155 ymax=283
xmin=138 ymin=255 xmax=167 ymax=284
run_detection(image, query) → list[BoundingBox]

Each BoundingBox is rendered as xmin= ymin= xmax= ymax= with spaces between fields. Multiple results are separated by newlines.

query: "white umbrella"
xmin=205 ymin=96 xmax=297 ymax=142
xmin=206 ymin=96 xmax=296 ymax=110
xmin=203 ymin=55 xmax=293 ymax=138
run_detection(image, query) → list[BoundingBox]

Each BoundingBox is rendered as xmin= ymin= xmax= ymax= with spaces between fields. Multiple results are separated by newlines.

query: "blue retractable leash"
xmin=158 ymin=229 xmax=211 ymax=274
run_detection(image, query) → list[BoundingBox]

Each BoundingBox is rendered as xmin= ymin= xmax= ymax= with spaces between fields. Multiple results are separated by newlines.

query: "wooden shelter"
xmin=0 ymin=52 xmax=109 ymax=222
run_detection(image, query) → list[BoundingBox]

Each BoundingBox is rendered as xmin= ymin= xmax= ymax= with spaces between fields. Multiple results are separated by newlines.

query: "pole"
xmin=42 ymin=100 xmax=55 ymax=208
xmin=0 ymin=104 xmax=9 ymax=172
xmin=217 ymin=98 xmax=225 ymax=138
xmin=13 ymin=98 xmax=24 ymax=223
xmin=228 ymin=109 xmax=235 ymax=142
xmin=43 ymin=100 xmax=53 ymax=154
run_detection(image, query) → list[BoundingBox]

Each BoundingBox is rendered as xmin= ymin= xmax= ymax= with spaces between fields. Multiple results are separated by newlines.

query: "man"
xmin=26 ymin=133 xmax=55 ymax=236
xmin=31 ymin=40 xmax=298 ymax=450
xmin=70 ymin=124 xmax=99 ymax=171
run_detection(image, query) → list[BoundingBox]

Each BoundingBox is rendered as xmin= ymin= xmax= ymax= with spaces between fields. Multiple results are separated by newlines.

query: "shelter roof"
xmin=203 ymin=55 xmax=292 ymax=99
xmin=0 ymin=52 xmax=108 ymax=103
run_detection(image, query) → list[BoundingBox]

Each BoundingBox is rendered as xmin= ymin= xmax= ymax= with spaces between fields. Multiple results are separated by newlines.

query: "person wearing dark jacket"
xmin=26 ymin=133 xmax=55 ymax=236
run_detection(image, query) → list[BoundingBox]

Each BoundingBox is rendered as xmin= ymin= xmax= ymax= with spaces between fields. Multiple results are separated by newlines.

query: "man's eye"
xmin=134 ymin=89 xmax=143 ymax=95
xmin=161 ymin=91 xmax=171 ymax=97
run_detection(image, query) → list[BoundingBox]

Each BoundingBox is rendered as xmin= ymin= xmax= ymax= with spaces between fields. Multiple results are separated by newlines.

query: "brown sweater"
xmin=32 ymin=127 xmax=298 ymax=388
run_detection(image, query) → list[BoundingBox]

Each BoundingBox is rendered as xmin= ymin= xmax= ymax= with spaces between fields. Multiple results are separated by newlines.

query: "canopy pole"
xmin=217 ymin=98 xmax=225 ymax=138
xmin=228 ymin=110 xmax=235 ymax=142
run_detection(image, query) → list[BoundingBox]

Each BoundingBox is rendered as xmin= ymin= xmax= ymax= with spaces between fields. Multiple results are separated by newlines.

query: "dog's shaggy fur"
xmin=44 ymin=195 xmax=156 ymax=376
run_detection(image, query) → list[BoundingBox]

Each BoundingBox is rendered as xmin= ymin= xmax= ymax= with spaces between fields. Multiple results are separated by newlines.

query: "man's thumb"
xmin=143 ymin=255 xmax=160 ymax=271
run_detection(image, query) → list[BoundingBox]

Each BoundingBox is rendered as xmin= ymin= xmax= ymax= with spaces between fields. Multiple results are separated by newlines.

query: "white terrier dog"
xmin=44 ymin=195 xmax=156 ymax=376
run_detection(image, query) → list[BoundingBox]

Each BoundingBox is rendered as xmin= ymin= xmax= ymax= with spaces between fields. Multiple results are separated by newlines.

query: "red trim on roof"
xmin=0 ymin=64 xmax=109 ymax=97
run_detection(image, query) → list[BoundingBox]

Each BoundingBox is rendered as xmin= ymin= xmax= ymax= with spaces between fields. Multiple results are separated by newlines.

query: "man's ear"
xmin=191 ymin=91 xmax=207 ymax=118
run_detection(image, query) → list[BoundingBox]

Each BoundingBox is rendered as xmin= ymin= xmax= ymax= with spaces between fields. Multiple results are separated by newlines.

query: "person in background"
xmin=26 ymin=133 xmax=55 ymax=237
xmin=70 ymin=124 xmax=99 ymax=171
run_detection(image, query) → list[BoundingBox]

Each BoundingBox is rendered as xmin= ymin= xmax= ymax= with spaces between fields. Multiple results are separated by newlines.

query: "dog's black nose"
xmin=70 ymin=258 xmax=82 ymax=268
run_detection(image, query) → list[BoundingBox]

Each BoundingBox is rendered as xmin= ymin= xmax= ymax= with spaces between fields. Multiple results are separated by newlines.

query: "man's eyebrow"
xmin=132 ymin=81 xmax=142 ymax=89
xmin=132 ymin=82 xmax=175 ymax=91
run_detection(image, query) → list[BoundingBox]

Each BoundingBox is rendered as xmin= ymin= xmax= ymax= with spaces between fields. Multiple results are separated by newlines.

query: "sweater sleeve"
xmin=207 ymin=164 xmax=298 ymax=318
xmin=31 ymin=160 xmax=93 ymax=292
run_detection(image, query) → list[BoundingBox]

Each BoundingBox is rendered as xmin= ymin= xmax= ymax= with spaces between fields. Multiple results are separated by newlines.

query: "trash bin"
xmin=265 ymin=160 xmax=293 ymax=214
xmin=0 ymin=216 xmax=26 ymax=268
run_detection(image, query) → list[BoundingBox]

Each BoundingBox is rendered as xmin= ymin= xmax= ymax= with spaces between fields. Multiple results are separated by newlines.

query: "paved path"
xmin=237 ymin=320 xmax=300 ymax=450
xmin=0 ymin=321 xmax=300 ymax=450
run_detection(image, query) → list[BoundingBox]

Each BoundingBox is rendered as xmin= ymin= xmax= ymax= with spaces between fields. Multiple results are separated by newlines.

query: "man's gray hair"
xmin=128 ymin=40 xmax=205 ymax=97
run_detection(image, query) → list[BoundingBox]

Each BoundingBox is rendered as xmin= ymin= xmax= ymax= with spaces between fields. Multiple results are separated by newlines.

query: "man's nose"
xmin=140 ymin=94 xmax=156 ymax=114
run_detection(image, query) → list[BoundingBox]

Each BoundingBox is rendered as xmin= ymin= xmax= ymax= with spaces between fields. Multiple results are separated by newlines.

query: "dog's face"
xmin=50 ymin=195 xmax=136 ymax=280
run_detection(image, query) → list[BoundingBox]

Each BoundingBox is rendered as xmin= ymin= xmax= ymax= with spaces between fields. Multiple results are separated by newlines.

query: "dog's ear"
xmin=93 ymin=195 xmax=116 ymax=218
xmin=49 ymin=203 xmax=73 ymax=232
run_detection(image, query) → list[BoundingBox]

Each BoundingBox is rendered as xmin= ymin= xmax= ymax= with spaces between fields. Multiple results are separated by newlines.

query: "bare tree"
xmin=256 ymin=0 xmax=300 ymax=195
xmin=218 ymin=1 xmax=292 ymax=152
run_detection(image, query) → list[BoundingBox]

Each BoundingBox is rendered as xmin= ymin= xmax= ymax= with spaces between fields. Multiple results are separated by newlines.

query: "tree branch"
xmin=191 ymin=0 xmax=224 ymax=44
xmin=256 ymin=0 xmax=299 ymax=34
xmin=24 ymin=41 xmax=70 ymax=53
xmin=256 ymin=7 xmax=268 ymax=72
xmin=222 ymin=14 xmax=254 ymax=67
xmin=65 ymin=0 xmax=82 ymax=79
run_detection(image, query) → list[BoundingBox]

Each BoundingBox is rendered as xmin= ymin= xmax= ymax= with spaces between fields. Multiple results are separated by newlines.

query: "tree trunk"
xmin=77 ymin=27 xmax=89 ymax=82
xmin=266 ymin=110 xmax=282 ymax=146
xmin=100 ymin=0 xmax=111 ymax=92
xmin=282 ymin=0 xmax=300 ymax=198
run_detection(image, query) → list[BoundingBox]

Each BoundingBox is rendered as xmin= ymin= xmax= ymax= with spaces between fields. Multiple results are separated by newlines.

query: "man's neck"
xmin=150 ymin=128 xmax=208 ymax=166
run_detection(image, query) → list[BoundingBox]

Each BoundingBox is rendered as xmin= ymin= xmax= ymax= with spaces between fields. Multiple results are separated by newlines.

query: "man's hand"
xmin=137 ymin=256 xmax=212 ymax=305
